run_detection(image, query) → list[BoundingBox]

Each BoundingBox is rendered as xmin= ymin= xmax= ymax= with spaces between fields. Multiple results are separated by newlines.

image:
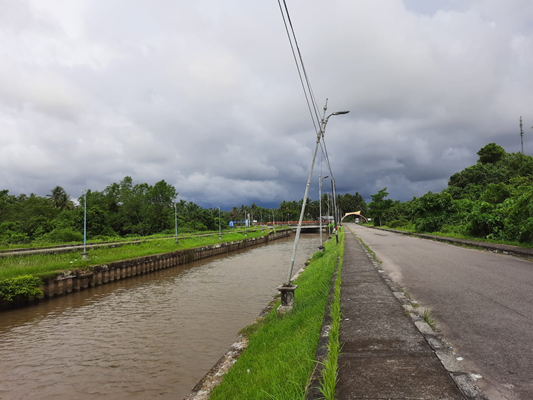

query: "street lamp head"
xmin=324 ymin=175 xmax=329 ymax=179
xmin=332 ymin=111 xmax=349 ymax=115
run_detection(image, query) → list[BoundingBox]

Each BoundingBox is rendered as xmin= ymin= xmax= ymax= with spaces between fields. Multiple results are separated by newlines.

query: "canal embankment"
xmin=0 ymin=229 xmax=292 ymax=311
xmin=188 ymin=231 xmax=344 ymax=400
xmin=0 ymin=229 xmax=260 ymax=258
xmin=0 ymin=232 xmax=320 ymax=400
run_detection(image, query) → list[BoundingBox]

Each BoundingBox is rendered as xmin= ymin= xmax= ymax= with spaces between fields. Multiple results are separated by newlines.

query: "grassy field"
xmin=0 ymin=226 xmax=278 ymax=252
xmin=0 ymin=229 xmax=275 ymax=281
xmin=208 ymin=229 xmax=344 ymax=400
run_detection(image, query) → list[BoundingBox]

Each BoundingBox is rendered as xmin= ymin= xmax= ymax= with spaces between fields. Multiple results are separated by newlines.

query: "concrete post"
xmin=277 ymin=284 xmax=298 ymax=315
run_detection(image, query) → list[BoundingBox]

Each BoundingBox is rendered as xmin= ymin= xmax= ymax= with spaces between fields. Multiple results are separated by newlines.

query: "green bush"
xmin=388 ymin=219 xmax=409 ymax=228
xmin=2 ymin=232 xmax=31 ymax=244
xmin=0 ymin=275 xmax=43 ymax=301
xmin=38 ymin=228 xmax=83 ymax=244
xmin=467 ymin=202 xmax=504 ymax=238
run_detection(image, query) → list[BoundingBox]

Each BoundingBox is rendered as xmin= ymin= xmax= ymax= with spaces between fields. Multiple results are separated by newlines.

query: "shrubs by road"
xmin=367 ymin=143 xmax=533 ymax=245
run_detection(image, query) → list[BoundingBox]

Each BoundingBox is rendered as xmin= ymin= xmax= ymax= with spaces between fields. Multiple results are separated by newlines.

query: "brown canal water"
xmin=0 ymin=233 xmax=321 ymax=399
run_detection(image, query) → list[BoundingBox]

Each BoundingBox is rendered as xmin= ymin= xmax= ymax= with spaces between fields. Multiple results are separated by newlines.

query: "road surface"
xmin=348 ymin=224 xmax=533 ymax=400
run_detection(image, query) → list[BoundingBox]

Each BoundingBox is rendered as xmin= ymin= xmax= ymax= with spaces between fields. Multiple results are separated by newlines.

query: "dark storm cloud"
xmin=0 ymin=0 xmax=532 ymax=208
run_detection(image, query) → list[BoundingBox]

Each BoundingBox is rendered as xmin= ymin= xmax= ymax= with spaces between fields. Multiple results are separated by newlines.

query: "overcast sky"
xmin=1 ymin=0 xmax=532 ymax=209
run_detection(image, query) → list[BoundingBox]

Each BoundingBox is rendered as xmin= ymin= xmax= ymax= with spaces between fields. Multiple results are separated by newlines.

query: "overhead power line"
xmin=277 ymin=0 xmax=321 ymax=131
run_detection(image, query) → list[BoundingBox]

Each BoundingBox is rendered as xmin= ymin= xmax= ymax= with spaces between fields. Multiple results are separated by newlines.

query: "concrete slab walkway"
xmin=336 ymin=227 xmax=469 ymax=399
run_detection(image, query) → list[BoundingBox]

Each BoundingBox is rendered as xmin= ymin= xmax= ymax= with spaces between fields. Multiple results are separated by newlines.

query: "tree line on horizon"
xmin=0 ymin=176 xmax=368 ymax=245
xmin=4 ymin=142 xmax=530 ymax=246
xmin=367 ymin=143 xmax=533 ymax=244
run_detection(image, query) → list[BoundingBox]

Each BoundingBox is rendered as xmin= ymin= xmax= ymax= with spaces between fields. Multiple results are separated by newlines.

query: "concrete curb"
xmin=365 ymin=225 xmax=533 ymax=259
xmin=353 ymin=233 xmax=489 ymax=400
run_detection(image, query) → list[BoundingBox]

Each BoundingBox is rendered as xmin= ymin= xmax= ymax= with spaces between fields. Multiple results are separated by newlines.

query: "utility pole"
xmin=82 ymin=190 xmax=88 ymax=260
xmin=175 ymin=201 xmax=179 ymax=244
xmin=218 ymin=206 xmax=221 ymax=240
xmin=284 ymin=99 xmax=348 ymax=286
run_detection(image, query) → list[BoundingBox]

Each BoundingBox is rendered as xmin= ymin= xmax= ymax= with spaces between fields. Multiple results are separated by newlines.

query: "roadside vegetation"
xmin=1 ymin=176 xmax=363 ymax=249
xmin=0 ymin=230 xmax=274 ymax=281
xmin=209 ymin=230 xmax=344 ymax=400
xmin=319 ymin=229 xmax=344 ymax=400
xmin=0 ymin=229 xmax=279 ymax=302
xmin=366 ymin=143 xmax=533 ymax=246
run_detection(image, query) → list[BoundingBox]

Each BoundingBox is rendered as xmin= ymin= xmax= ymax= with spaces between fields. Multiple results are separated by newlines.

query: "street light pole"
xmin=82 ymin=190 xmax=88 ymax=260
xmin=327 ymin=194 xmax=331 ymax=239
xmin=331 ymin=178 xmax=340 ymax=244
xmin=284 ymin=99 xmax=349 ymax=287
xmin=319 ymin=175 xmax=329 ymax=244
xmin=175 ymin=201 xmax=179 ymax=244
xmin=218 ymin=206 xmax=221 ymax=240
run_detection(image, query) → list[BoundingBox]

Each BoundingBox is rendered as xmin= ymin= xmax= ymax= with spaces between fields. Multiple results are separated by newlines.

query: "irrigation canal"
xmin=0 ymin=233 xmax=321 ymax=399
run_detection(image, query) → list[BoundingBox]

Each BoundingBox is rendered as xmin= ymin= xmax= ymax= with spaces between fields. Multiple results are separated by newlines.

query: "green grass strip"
xmin=0 ymin=227 xmax=277 ymax=252
xmin=319 ymin=228 xmax=345 ymax=399
xmin=209 ymin=236 xmax=343 ymax=400
xmin=362 ymin=223 xmax=533 ymax=249
xmin=0 ymin=229 xmax=275 ymax=281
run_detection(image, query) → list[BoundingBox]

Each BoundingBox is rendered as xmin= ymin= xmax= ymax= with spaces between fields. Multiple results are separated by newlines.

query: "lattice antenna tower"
xmin=520 ymin=116 xmax=524 ymax=154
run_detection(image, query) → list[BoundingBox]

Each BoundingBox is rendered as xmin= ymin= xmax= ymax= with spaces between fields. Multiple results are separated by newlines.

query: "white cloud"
xmin=0 ymin=0 xmax=532 ymax=207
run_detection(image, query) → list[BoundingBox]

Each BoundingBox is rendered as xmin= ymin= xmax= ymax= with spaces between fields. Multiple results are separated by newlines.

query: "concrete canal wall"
xmin=2 ymin=230 xmax=292 ymax=310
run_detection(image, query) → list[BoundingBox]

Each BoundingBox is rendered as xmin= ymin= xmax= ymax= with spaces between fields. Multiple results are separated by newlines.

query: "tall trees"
xmin=47 ymin=186 xmax=72 ymax=210
xmin=368 ymin=188 xmax=394 ymax=226
xmin=477 ymin=143 xmax=506 ymax=164
xmin=335 ymin=192 xmax=368 ymax=220
xmin=370 ymin=144 xmax=533 ymax=243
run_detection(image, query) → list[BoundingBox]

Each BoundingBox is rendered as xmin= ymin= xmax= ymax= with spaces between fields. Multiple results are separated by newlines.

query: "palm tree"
xmin=250 ymin=203 xmax=257 ymax=224
xmin=47 ymin=186 xmax=72 ymax=210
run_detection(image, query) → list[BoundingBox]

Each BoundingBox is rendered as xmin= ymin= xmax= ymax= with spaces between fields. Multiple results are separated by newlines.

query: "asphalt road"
xmin=348 ymin=224 xmax=533 ymax=400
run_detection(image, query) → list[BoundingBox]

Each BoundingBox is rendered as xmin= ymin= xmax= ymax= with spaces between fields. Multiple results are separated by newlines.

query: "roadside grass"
xmin=422 ymin=308 xmax=436 ymax=329
xmin=319 ymin=228 xmax=344 ymax=400
xmin=365 ymin=224 xmax=533 ymax=249
xmin=0 ymin=227 xmax=270 ymax=252
xmin=0 ymin=229 xmax=274 ymax=281
xmin=208 ymin=231 xmax=343 ymax=400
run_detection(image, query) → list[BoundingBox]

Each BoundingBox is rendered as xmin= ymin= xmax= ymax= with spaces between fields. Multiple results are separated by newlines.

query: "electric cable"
xmin=281 ymin=0 xmax=321 ymax=124
xmin=277 ymin=0 xmax=321 ymax=131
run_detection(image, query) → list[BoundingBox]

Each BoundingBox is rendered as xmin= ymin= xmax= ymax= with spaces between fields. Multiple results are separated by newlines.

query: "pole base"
xmin=277 ymin=285 xmax=298 ymax=315
xmin=219 ymin=235 xmax=222 ymax=240
xmin=81 ymin=253 xmax=89 ymax=261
